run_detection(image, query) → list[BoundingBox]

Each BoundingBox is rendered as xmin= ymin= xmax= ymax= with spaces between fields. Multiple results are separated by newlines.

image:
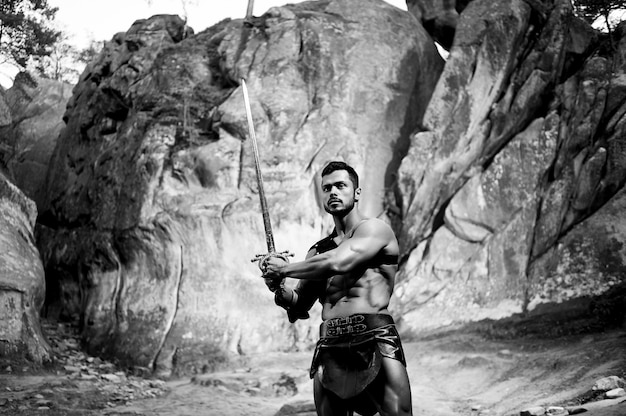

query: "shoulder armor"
xmin=310 ymin=231 xmax=338 ymax=254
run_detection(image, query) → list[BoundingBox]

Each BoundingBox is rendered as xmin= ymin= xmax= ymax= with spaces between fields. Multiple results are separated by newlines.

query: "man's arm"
xmin=265 ymin=219 xmax=393 ymax=281
xmin=273 ymin=249 xmax=325 ymax=322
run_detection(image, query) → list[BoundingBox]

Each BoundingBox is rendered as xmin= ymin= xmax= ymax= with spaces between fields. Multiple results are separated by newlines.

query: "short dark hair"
xmin=321 ymin=161 xmax=359 ymax=188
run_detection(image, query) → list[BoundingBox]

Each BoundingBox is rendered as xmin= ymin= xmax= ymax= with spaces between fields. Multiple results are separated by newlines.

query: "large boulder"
xmin=393 ymin=0 xmax=626 ymax=331
xmin=39 ymin=2 xmax=443 ymax=375
xmin=529 ymin=186 xmax=626 ymax=308
xmin=0 ymin=172 xmax=49 ymax=363
xmin=0 ymin=88 xmax=11 ymax=127
xmin=0 ymin=73 xmax=73 ymax=209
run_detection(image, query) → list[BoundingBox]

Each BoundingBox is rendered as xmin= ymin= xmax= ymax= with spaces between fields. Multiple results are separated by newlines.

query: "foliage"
xmin=29 ymin=35 xmax=77 ymax=82
xmin=0 ymin=0 xmax=61 ymax=70
xmin=572 ymin=0 xmax=626 ymax=33
xmin=75 ymin=40 xmax=103 ymax=66
xmin=31 ymin=37 xmax=103 ymax=84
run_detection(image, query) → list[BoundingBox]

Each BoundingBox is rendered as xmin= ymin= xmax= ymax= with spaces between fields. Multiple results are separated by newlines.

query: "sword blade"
xmin=241 ymin=78 xmax=276 ymax=253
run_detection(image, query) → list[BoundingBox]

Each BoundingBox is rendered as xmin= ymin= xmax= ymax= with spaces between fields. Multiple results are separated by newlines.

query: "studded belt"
xmin=320 ymin=314 xmax=395 ymax=338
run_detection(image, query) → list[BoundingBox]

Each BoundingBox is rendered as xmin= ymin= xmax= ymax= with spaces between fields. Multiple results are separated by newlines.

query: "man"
xmin=262 ymin=161 xmax=412 ymax=416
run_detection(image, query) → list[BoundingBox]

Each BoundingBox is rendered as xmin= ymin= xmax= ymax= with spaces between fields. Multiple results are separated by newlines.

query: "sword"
xmin=240 ymin=78 xmax=292 ymax=274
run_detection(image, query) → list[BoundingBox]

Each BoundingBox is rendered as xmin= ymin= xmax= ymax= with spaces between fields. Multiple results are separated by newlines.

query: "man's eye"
xmin=322 ymin=187 xmax=330 ymax=192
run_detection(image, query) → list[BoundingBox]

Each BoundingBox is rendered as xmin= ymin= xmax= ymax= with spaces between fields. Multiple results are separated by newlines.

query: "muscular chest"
xmin=325 ymin=271 xmax=384 ymax=297
xmin=326 ymin=274 xmax=353 ymax=294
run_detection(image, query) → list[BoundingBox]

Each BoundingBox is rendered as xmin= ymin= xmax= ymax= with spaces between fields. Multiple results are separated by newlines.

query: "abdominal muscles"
xmin=321 ymin=267 xmax=394 ymax=320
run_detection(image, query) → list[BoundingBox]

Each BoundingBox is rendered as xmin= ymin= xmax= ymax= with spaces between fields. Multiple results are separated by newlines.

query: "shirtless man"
xmin=262 ymin=161 xmax=412 ymax=416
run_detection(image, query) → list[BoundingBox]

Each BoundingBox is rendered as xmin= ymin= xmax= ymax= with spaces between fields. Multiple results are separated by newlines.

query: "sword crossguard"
xmin=252 ymin=251 xmax=294 ymax=272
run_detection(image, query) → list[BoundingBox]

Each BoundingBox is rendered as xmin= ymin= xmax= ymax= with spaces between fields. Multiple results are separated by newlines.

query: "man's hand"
xmin=261 ymin=255 xmax=288 ymax=293
xmin=261 ymin=255 xmax=288 ymax=278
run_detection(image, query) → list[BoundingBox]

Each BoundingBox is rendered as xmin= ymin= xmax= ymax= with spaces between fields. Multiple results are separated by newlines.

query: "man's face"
xmin=321 ymin=170 xmax=360 ymax=216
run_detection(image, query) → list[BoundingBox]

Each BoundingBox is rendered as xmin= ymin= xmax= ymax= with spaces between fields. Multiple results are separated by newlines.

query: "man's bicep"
xmin=305 ymin=248 xmax=317 ymax=260
xmin=336 ymin=221 xmax=390 ymax=263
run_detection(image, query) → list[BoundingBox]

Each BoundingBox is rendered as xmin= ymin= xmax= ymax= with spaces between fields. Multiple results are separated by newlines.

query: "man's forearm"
xmin=274 ymin=286 xmax=298 ymax=308
xmin=274 ymin=286 xmax=311 ymax=323
xmin=277 ymin=252 xmax=335 ymax=280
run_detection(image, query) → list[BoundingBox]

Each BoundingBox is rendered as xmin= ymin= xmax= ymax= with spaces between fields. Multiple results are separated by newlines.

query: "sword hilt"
xmin=252 ymin=251 xmax=294 ymax=272
xmin=253 ymin=251 xmax=294 ymax=293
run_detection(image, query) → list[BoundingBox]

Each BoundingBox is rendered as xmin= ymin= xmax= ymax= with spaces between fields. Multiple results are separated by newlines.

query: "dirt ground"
xmin=1 ymin=317 xmax=625 ymax=416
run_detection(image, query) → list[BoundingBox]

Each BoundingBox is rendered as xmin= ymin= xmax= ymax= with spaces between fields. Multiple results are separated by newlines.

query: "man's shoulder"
xmin=364 ymin=217 xmax=391 ymax=227
xmin=355 ymin=217 xmax=394 ymax=235
xmin=354 ymin=218 xmax=399 ymax=253
xmin=309 ymin=230 xmax=338 ymax=254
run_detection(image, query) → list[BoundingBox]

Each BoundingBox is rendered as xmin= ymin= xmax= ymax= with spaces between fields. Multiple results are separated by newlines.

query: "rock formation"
xmin=0 ymin=172 xmax=49 ymax=363
xmin=3 ymin=0 xmax=625 ymax=375
xmin=0 ymin=73 xmax=73 ymax=209
xmin=406 ymin=0 xmax=471 ymax=49
xmin=37 ymin=1 xmax=443 ymax=375
xmin=0 ymin=88 xmax=11 ymax=127
xmin=394 ymin=0 xmax=626 ymax=332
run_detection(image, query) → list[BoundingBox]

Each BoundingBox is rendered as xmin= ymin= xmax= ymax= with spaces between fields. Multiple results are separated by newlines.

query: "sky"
xmin=51 ymin=0 xmax=407 ymax=48
xmin=0 ymin=0 xmax=407 ymax=87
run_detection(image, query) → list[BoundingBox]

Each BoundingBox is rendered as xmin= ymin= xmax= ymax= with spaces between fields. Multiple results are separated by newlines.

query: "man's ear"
xmin=354 ymin=187 xmax=361 ymax=201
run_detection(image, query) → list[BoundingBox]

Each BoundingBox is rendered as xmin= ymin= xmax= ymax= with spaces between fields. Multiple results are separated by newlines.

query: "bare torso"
xmin=318 ymin=222 xmax=399 ymax=320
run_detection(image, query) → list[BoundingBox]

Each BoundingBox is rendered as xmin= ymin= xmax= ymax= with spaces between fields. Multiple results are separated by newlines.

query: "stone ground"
xmin=1 ymin=316 xmax=625 ymax=416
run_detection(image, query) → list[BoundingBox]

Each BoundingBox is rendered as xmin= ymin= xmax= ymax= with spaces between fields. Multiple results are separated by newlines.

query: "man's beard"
xmin=324 ymin=199 xmax=355 ymax=216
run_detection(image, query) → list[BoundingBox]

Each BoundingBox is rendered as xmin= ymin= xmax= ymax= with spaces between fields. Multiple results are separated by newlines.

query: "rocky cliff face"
xmin=0 ymin=75 xmax=55 ymax=365
xmin=406 ymin=0 xmax=470 ymax=49
xmin=0 ymin=172 xmax=49 ymax=363
xmin=4 ymin=0 xmax=625 ymax=375
xmin=394 ymin=0 xmax=626 ymax=332
xmin=0 ymin=73 xmax=73 ymax=209
xmin=37 ymin=1 xmax=442 ymax=375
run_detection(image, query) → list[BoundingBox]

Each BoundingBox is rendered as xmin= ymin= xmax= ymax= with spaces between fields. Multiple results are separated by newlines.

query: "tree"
xmin=573 ymin=0 xmax=626 ymax=32
xmin=0 ymin=0 xmax=60 ymax=70
xmin=30 ymin=36 xmax=77 ymax=82
xmin=75 ymin=40 xmax=103 ymax=66
xmin=30 ymin=36 xmax=104 ymax=84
